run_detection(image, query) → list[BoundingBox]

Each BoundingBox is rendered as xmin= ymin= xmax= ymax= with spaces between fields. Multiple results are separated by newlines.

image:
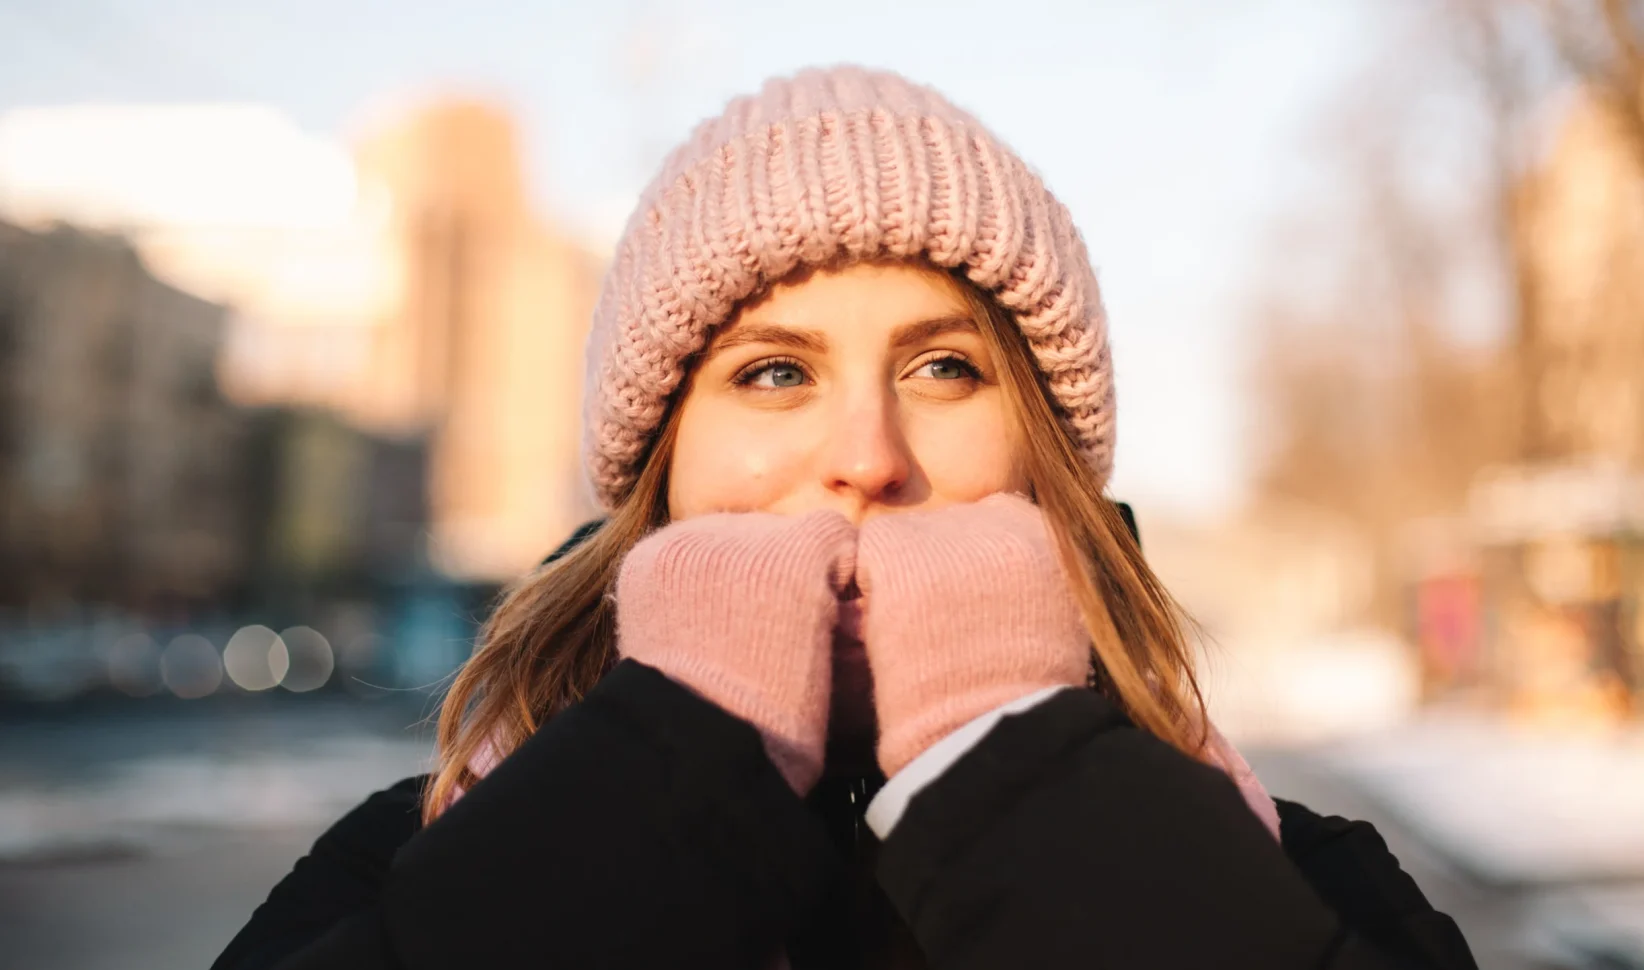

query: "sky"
xmin=0 ymin=0 xmax=1389 ymax=516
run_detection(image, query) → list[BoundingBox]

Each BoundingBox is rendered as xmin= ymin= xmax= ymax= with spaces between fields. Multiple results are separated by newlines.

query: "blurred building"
xmin=239 ymin=407 xmax=430 ymax=604
xmin=348 ymin=102 xmax=603 ymax=579
xmin=157 ymin=100 xmax=604 ymax=580
xmin=0 ymin=219 xmax=246 ymax=614
xmin=0 ymin=100 xmax=604 ymax=584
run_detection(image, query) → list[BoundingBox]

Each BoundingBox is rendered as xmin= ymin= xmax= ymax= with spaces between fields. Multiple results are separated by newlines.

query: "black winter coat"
xmin=211 ymin=514 xmax=1478 ymax=970
xmin=210 ymin=659 xmax=1477 ymax=970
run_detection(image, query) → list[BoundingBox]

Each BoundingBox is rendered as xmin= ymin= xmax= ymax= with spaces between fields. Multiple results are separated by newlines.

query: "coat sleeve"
xmin=211 ymin=660 xmax=841 ymax=970
xmin=209 ymin=776 xmax=426 ymax=970
xmin=873 ymin=689 xmax=1475 ymax=970
xmin=1277 ymin=800 xmax=1478 ymax=970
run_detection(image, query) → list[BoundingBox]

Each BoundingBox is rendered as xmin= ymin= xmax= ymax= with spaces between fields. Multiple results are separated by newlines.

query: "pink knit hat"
xmin=583 ymin=65 xmax=1116 ymax=509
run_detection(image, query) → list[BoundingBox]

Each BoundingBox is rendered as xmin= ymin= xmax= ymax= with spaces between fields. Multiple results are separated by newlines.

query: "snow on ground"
xmin=1202 ymin=627 xmax=1644 ymax=891
xmin=1315 ymin=716 xmax=1644 ymax=886
xmin=1524 ymin=885 xmax=1644 ymax=969
xmin=0 ymin=735 xmax=431 ymax=861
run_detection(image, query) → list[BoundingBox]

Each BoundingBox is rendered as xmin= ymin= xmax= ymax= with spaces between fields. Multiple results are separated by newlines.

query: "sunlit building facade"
xmin=350 ymin=102 xmax=603 ymax=579
xmin=0 ymin=100 xmax=605 ymax=582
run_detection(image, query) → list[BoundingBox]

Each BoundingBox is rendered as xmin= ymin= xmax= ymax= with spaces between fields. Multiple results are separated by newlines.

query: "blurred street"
xmin=1250 ymin=745 xmax=1644 ymax=970
xmin=0 ymin=695 xmax=435 ymax=970
xmin=3 ymin=696 xmax=1641 ymax=970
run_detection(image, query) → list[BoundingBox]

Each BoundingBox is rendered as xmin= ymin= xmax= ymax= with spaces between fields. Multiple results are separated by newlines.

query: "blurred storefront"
xmin=1403 ymin=463 xmax=1644 ymax=722
xmin=1398 ymin=516 xmax=1487 ymax=699
xmin=1464 ymin=463 xmax=1643 ymax=722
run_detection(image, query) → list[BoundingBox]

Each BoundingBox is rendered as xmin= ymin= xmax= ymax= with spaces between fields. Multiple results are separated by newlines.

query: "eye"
xmin=910 ymin=354 xmax=982 ymax=381
xmin=733 ymin=357 xmax=810 ymax=389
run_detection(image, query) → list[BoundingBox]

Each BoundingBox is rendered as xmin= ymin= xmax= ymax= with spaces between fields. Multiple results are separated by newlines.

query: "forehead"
xmin=727 ymin=261 xmax=971 ymax=332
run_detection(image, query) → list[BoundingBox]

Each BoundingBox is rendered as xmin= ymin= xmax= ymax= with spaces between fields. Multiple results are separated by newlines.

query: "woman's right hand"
xmin=614 ymin=509 xmax=857 ymax=795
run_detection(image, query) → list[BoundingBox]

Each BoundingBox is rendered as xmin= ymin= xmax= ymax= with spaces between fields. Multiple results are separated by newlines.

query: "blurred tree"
xmin=1449 ymin=0 xmax=1644 ymax=458
xmin=1236 ymin=0 xmax=1644 ymax=719
xmin=1245 ymin=2 xmax=1535 ymax=625
xmin=1246 ymin=0 xmax=1644 ymax=642
xmin=1247 ymin=247 xmax=1508 ymax=627
xmin=1542 ymin=0 xmax=1644 ymax=170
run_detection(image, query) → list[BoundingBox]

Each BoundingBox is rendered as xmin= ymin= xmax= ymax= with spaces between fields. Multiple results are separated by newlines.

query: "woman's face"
xmin=668 ymin=262 xmax=1029 ymax=523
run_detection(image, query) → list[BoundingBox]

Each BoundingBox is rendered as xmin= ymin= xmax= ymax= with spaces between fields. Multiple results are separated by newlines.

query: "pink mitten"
xmin=857 ymin=493 xmax=1091 ymax=777
xmin=615 ymin=509 xmax=857 ymax=794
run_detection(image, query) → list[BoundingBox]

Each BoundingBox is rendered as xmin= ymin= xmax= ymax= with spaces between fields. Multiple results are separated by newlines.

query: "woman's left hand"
xmin=855 ymin=492 xmax=1091 ymax=778
xmin=856 ymin=492 xmax=1282 ymax=841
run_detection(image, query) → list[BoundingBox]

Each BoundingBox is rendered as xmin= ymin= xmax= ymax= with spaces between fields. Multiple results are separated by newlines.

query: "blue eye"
xmin=913 ymin=356 xmax=981 ymax=380
xmin=735 ymin=358 xmax=808 ymax=388
xmin=763 ymin=364 xmax=805 ymax=387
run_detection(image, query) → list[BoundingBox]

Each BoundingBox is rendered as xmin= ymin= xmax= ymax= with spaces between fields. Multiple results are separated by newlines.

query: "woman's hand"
xmin=856 ymin=492 xmax=1091 ymax=777
xmin=857 ymin=492 xmax=1283 ymax=840
xmin=614 ymin=509 xmax=857 ymax=794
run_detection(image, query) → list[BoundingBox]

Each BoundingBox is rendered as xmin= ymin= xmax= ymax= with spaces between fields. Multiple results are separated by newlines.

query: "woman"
xmin=213 ymin=67 xmax=1477 ymax=970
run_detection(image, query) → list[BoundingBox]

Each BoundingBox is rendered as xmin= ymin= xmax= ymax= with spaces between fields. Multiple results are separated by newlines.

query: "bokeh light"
xmin=222 ymin=625 xmax=287 ymax=692
xmin=277 ymin=626 xmax=334 ymax=693
xmin=106 ymin=633 xmax=163 ymax=697
xmin=160 ymin=634 xmax=223 ymax=699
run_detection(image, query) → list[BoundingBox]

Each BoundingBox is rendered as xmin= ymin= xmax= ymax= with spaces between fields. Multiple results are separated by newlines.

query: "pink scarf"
xmin=1201 ymin=721 xmax=1283 ymax=840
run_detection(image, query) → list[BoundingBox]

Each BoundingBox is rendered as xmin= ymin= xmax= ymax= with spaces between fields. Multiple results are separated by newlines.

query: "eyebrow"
xmin=888 ymin=314 xmax=979 ymax=349
xmin=707 ymin=323 xmax=829 ymax=355
xmin=706 ymin=314 xmax=979 ymax=358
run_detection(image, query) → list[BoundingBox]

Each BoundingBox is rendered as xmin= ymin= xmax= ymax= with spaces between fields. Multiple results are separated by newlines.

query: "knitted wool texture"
xmin=613 ymin=509 xmax=859 ymax=795
xmin=583 ymin=65 xmax=1116 ymax=508
xmin=854 ymin=493 xmax=1093 ymax=777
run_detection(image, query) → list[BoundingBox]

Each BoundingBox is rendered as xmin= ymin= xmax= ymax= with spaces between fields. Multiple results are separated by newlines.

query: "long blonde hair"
xmin=423 ymin=266 xmax=1207 ymax=823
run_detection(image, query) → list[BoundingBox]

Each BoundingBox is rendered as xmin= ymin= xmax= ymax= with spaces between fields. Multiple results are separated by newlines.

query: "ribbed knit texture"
xmin=613 ymin=509 xmax=857 ymax=794
xmin=584 ymin=65 xmax=1116 ymax=509
xmin=856 ymin=493 xmax=1092 ymax=777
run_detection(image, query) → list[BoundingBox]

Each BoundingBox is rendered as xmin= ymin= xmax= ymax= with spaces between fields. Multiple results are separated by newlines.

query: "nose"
xmin=819 ymin=389 xmax=916 ymax=517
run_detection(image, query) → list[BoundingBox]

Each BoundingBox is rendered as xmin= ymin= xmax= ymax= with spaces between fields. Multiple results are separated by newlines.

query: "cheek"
xmin=904 ymin=398 xmax=1025 ymax=501
xmin=668 ymin=399 xmax=815 ymax=517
